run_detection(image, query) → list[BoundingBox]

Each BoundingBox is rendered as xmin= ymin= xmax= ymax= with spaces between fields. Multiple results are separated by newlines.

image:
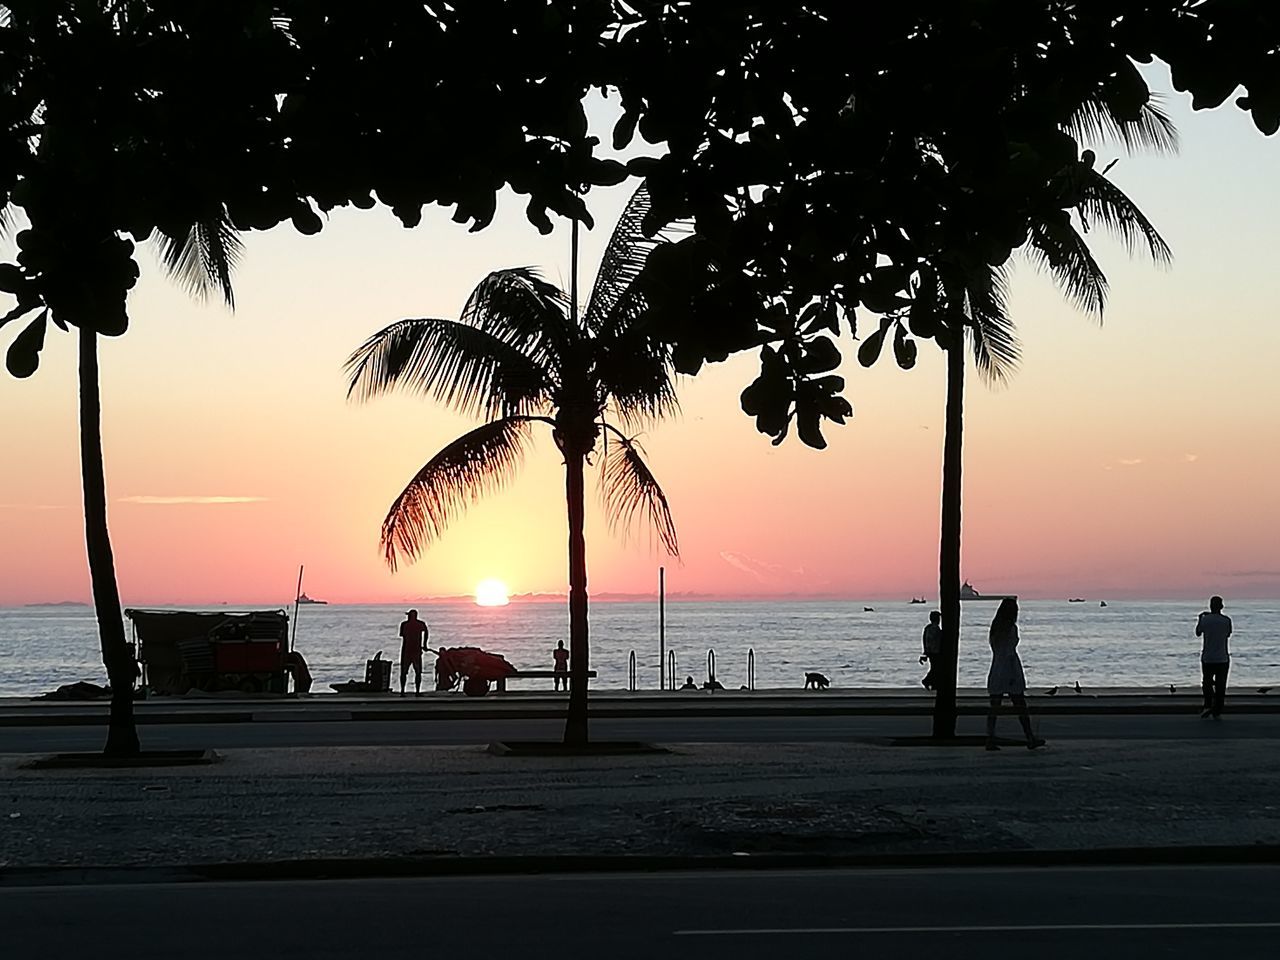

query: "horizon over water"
xmin=1 ymin=597 xmax=1277 ymax=698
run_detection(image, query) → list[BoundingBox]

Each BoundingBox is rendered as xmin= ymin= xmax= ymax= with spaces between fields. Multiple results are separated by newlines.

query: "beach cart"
xmin=125 ymin=608 xmax=290 ymax=695
xmin=435 ymin=646 xmax=518 ymax=697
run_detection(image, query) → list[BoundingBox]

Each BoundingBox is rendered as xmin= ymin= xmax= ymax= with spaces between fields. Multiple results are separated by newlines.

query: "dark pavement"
xmin=5 ymin=865 xmax=1280 ymax=959
xmin=5 ymin=710 xmax=1280 ymax=753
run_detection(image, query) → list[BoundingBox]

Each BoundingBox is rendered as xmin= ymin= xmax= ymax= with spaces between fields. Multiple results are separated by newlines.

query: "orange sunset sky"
xmin=2 ymin=66 xmax=1278 ymax=606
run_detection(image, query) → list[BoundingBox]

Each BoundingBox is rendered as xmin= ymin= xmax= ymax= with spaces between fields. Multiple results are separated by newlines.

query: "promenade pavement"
xmin=5 ymin=722 xmax=1280 ymax=876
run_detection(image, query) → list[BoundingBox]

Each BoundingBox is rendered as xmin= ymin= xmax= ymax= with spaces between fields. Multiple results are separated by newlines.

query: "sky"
xmin=1 ymin=64 xmax=1278 ymax=606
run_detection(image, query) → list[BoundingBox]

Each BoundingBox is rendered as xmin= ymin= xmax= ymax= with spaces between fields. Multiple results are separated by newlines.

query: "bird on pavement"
xmin=1074 ymin=680 xmax=1082 ymax=695
xmin=1044 ymin=686 xmax=1059 ymax=696
xmin=1169 ymin=684 xmax=1177 ymax=694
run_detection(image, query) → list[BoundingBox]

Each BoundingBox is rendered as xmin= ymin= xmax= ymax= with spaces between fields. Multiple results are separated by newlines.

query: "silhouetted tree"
xmin=621 ymin=2 xmax=1276 ymax=449
xmin=345 ymin=184 xmax=679 ymax=744
xmin=0 ymin=0 xmax=618 ymax=754
xmin=860 ymin=138 xmax=1173 ymax=737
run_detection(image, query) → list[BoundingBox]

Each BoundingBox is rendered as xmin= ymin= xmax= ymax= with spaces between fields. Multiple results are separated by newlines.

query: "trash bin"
xmin=365 ymin=652 xmax=392 ymax=692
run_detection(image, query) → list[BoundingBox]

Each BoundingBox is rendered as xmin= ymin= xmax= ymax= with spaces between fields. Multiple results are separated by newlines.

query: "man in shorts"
xmin=399 ymin=609 xmax=429 ymax=696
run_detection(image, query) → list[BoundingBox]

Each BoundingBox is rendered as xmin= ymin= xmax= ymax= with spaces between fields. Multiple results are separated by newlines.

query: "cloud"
xmin=1117 ymin=458 xmax=1144 ymax=467
xmin=1207 ymin=569 xmax=1280 ymax=579
xmin=719 ymin=551 xmax=807 ymax=585
xmin=1184 ymin=453 xmax=1199 ymax=463
xmin=0 ymin=503 xmax=67 ymax=511
xmin=118 ymin=495 xmax=268 ymax=505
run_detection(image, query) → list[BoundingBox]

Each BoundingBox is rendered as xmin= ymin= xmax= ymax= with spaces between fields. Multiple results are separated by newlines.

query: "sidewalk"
xmin=5 ymin=732 xmax=1280 ymax=877
xmin=6 ymin=688 xmax=1280 ymax=726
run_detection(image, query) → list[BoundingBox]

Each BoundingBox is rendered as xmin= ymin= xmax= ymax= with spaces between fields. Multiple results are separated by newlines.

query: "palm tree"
xmin=920 ymin=146 xmax=1173 ymax=738
xmin=89 ymin=218 xmax=241 ymax=755
xmin=3 ymin=214 xmax=241 ymax=756
xmin=345 ymin=183 xmax=680 ymax=745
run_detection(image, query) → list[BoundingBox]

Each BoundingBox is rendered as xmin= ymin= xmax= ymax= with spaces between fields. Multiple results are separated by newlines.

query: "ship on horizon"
xmin=960 ymin=580 xmax=1015 ymax=601
xmin=295 ymin=592 xmax=327 ymax=605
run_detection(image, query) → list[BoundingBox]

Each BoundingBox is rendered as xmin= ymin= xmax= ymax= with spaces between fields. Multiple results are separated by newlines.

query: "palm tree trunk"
xmin=562 ymin=447 xmax=590 ymax=745
xmin=79 ymin=326 xmax=140 ymax=757
xmin=933 ymin=331 xmax=964 ymax=739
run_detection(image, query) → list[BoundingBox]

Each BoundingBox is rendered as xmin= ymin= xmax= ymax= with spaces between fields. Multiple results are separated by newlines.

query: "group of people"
xmin=918 ymin=595 xmax=1235 ymax=750
xmin=396 ymin=609 xmax=572 ymax=695
xmin=397 ymin=596 xmax=1237 ymax=728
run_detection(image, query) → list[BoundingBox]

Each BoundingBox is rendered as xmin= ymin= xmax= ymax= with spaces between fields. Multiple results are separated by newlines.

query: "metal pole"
xmin=659 ymin=566 xmax=666 ymax=691
xmin=290 ymin=565 xmax=304 ymax=652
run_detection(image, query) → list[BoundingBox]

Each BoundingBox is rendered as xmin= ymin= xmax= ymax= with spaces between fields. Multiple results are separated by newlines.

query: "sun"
xmin=475 ymin=579 xmax=510 ymax=607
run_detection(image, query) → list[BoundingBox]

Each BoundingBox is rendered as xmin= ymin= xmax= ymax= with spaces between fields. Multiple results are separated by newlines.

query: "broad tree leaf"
xmin=5 ymin=310 xmax=48 ymax=379
xmin=893 ymin=322 xmax=918 ymax=370
xmin=857 ymin=317 xmax=894 ymax=367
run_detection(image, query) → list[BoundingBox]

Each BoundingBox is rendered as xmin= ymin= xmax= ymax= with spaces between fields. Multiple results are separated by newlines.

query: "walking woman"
xmin=986 ymin=598 xmax=1047 ymax=751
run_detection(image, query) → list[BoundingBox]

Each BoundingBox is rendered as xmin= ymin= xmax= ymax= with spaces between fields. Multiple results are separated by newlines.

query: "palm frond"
xmin=462 ymin=267 xmax=572 ymax=372
xmin=380 ymin=417 xmax=539 ymax=571
xmin=1078 ymin=168 xmax=1173 ymax=266
xmin=596 ymin=334 xmax=680 ymax=432
xmin=584 ymin=181 xmax=665 ymax=335
xmin=344 ymin=317 xmax=555 ymax=420
xmin=1025 ymin=213 xmax=1109 ymax=317
xmin=152 ymin=211 xmax=242 ymax=308
xmin=962 ymin=266 xmax=1020 ymax=386
xmin=1065 ymin=94 xmax=1179 ymax=156
xmin=599 ymin=426 xmax=679 ymax=557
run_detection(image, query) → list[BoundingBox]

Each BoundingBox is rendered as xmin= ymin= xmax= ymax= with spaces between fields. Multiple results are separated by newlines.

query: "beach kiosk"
xmin=125 ymin=608 xmax=290 ymax=696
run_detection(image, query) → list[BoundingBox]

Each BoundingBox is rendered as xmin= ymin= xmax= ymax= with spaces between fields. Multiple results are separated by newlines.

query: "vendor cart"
xmin=126 ymin=608 xmax=290 ymax=695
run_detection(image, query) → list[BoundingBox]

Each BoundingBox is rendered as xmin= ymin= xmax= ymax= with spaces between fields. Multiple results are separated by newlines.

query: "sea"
xmin=1 ymin=598 xmax=1278 ymax=698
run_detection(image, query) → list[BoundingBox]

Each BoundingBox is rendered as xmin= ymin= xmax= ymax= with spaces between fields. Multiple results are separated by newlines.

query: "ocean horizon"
xmin=1 ymin=597 xmax=1277 ymax=699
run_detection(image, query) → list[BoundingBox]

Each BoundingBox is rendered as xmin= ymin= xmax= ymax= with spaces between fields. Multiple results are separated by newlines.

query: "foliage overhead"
xmin=1 ymin=1 xmax=1276 ymax=447
xmin=616 ymin=2 xmax=1278 ymax=446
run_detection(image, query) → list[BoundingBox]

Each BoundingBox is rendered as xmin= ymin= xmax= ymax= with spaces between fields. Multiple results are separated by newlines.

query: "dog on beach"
xmin=804 ymin=672 xmax=830 ymax=690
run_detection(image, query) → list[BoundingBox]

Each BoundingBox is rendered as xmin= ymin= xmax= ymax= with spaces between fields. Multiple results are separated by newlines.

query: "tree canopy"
xmin=2 ymin=1 xmax=1276 ymax=440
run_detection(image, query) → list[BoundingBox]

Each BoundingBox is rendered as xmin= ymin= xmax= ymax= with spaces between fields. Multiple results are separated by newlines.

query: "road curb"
xmin=7 ymin=845 xmax=1280 ymax=888
xmin=5 ymin=702 xmax=1280 ymax=727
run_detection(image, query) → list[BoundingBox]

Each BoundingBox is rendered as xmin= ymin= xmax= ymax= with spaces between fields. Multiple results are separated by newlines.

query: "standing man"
xmin=920 ymin=610 xmax=943 ymax=690
xmin=1196 ymin=595 xmax=1233 ymax=719
xmin=552 ymin=639 xmax=569 ymax=692
xmin=399 ymin=609 xmax=429 ymax=697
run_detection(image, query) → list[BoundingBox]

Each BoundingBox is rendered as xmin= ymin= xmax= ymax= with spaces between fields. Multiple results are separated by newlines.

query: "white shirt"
xmin=1196 ymin=611 xmax=1232 ymax=664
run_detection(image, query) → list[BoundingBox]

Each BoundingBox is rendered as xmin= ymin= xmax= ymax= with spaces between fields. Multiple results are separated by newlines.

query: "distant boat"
xmin=1068 ymin=598 xmax=1086 ymax=603
xmin=863 ymin=607 xmax=875 ymax=612
xmin=1100 ymin=601 xmax=1108 ymax=608
xmin=296 ymin=593 xmax=327 ymax=605
xmin=960 ymin=581 xmax=1015 ymax=601
xmin=908 ymin=597 xmax=927 ymax=605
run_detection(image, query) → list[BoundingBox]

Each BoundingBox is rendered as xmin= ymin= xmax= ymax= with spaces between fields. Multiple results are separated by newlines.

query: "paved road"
xmin=4 ymin=711 xmax=1279 ymax=753
xmin=4 ymin=865 xmax=1280 ymax=959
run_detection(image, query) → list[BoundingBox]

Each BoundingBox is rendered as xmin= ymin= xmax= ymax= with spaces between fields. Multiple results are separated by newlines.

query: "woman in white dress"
xmin=986 ymin=598 xmax=1046 ymax=751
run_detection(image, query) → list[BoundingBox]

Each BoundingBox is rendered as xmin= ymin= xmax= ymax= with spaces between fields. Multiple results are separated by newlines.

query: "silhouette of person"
xmin=920 ymin=610 xmax=942 ymax=690
xmin=433 ymin=647 xmax=453 ymax=691
xmin=1196 ymin=596 xmax=1233 ymax=719
xmin=985 ymin=598 xmax=1046 ymax=751
xmin=680 ymin=675 xmax=697 ymax=690
xmin=552 ymin=640 xmax=569 ymax=691
xmin=398 ymin=609 xmax=428 ymax=696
